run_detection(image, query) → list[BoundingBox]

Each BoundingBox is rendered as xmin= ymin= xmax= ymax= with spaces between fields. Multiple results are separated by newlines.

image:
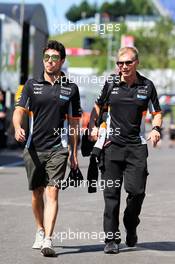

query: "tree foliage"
xmin=124 ymin=0 xmax=154 ymax=16
xmin=66 ymin=0 xmax=155 ymax=22
xmin=66 ymin=1 xmax=97 ymax=22
xmin=128 ymin=18 xmax=175 ymax=69
xmin=91 ymin=18 xmax=175 ymax=73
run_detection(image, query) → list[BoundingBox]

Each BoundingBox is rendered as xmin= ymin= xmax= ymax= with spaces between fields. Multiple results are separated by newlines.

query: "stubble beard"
xmin=45 ymin=69 xmax=60 ymax=77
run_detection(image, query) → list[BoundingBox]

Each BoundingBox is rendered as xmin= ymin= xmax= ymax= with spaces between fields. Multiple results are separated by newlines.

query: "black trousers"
xmin=101 ymin=142 xmax=148 ymax=243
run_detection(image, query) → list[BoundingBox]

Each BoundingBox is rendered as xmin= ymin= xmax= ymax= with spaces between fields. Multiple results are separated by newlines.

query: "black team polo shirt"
xmin=15 ymin=72 xmax=82 ymax=151
xmin=96 ymin=71 xmax=161 ymax=145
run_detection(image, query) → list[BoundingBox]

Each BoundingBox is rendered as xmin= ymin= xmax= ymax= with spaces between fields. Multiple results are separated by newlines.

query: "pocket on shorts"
xmin=58 ymin=146 xmax=69 ymax=156
xmin=23 ymin=147 xmax=29 ymax=161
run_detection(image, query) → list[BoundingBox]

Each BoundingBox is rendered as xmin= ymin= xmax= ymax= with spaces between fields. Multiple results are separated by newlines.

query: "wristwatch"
xmin=152 ymin=126 xmax=161 ymax=134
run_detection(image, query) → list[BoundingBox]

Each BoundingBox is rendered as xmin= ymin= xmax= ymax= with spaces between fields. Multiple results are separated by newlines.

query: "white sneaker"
xmin=41 ymin=237 xmax=56 ymax=257
xmin=32 ymin=229 xmax=45 ymax=249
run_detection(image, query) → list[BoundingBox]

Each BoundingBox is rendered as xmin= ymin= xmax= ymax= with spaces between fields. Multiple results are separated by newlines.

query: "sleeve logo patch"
xmin=60 ymin=95 xmax=69 ymax=101
xmin=15 ymin=85 xmax=24 ymax=102
xmin=137 ymin=94 xmax=147 ymax=100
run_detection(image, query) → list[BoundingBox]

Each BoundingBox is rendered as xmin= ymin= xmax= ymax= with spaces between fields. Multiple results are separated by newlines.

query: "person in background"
xmin=0 ymin=90 xmax=6 ymax=149
xmin=169 ymin=105 xmax=175 ymax=147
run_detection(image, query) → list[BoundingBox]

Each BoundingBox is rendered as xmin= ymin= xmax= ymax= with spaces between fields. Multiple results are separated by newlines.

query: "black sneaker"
xmin=126 ymin=229 xmax=138 ymax=247
xmin=104 ymin=241 xmax=119 ymax=254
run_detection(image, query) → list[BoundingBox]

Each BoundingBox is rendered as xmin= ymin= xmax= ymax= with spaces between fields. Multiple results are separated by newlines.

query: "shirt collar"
xmin=36 ymin=71 xmax=68 ymax=84
xmin=119 ymin=71 xmax=144 ymax=86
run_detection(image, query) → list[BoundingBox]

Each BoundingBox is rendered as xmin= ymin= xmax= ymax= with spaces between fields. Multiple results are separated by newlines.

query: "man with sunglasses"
xmin=89 ymin=46 xmax=162 ymax=254
xmin=13 ymin=40 xmax=81 ymax=256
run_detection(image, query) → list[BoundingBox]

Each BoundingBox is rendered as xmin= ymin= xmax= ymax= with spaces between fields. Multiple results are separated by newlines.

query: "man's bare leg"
xmin=41 ymin=186 xmax=59 ymax=256
xmin=32 ymin=186 xmax=45 ymax=229
xmin=32 ymin=186 xmax=45 ymax=249
xmin=44 ymin=186 xmax=59 ymax=237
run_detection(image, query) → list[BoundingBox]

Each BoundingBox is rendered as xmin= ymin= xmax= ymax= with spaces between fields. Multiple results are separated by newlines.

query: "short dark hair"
xmin=43 ymin=40 xmax=66 ymax=60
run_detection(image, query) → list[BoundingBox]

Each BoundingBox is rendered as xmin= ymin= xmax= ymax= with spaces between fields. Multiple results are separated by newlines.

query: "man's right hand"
xmin=15 ymin=127 xmax=26 ymax=142
xmin=88 ymin=125 xmax=99 ymax=142
xmin=88 ymin=104 xmax=100 ymax=142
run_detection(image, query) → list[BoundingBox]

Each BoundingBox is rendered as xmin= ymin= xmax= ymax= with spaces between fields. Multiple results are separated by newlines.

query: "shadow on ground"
xmin=53 ymin=241 xmax=175 ymax=256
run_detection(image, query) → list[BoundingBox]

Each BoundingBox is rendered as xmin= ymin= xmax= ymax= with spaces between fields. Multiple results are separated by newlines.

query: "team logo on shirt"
xmin=60 ymin=89 xmax=71 ymax=96
xmin=61 ymin=86 xmax=71 ymax=91
xmin=60 ymin=86 xmax=72 ymax=96
xmin=33 ymin=84 xmax=44 ymax=86
xmin=137 ymin=94 xmax=147 ymax=100
xmin=137 ymin=85 xmax=148 ymax=99
xmin=33 ymin=84 xmax=43 ymax=94
xmin=60 ymin=95 xmax=69 ymax=101
xmin=137 ymin=86 xmax=148 ymax=95
xmin=33 ymin=88 xmax=43 ymax=95
xmin=111 ymin=87 xmax=119 ymax=95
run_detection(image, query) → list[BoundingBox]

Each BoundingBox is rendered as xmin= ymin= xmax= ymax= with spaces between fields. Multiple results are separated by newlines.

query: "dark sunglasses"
xmin=43 ymin=54 xmax=60 ymax=62
xmin=116 ymin=59 xmax=136 ymax=67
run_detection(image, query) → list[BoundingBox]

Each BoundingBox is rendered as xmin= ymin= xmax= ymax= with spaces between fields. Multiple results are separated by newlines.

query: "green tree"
xmin=66 ymin=0 xmax=155 ymax=22
xmin=91 ymin=23 xmax=127 ymax=74
xmin=99 ymin=2 xmax=111 ymax=14
xmin=99 ymin=0 xmax=155 ymax=18
xmin=125 ymin=0 xmax=154 ymax=15
xmin=65 ymin=4 xmax=81 ymax=22
xmin=66 ymin=1 xmax=97 ymax=22
xmin=99 ymin=1 xmax=125 ymax=17
xmin=91 ymin=36 xmax=108 ymax=73
xmin=127 ymin=18 xmax=175 ymax=69
xmin=79 ymin=0 xmax=96 ymax=18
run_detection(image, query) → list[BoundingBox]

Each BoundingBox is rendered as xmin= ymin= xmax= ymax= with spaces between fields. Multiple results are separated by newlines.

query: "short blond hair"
xmin=117 ymin=46 xmax=139 ymax=60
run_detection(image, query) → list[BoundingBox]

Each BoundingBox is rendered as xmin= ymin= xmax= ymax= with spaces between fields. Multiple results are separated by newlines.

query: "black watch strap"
xmin=152 ymin=126 xmax=161 ymax=133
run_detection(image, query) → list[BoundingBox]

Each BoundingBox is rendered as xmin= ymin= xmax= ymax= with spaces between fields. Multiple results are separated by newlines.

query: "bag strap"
xmin=96 ymin=74 xmax=119 ymax=127
xmin=103 ymin=74 xmax=117 ymax=105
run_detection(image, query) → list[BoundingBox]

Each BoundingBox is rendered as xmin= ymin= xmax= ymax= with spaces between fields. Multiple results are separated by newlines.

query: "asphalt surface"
xmin=0 ymin=138 xmax=175 ymax=264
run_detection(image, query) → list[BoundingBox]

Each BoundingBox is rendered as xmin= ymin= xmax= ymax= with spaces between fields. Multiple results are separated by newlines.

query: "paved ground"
xmin=0 ymin=138 xmax=175 ymax=264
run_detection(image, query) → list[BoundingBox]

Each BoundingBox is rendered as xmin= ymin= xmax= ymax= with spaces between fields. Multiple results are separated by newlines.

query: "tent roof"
xmin=0 ymin=3 xmax=49 ymax=35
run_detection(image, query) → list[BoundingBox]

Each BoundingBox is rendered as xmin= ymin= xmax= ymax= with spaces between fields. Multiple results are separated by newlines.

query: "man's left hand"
xmin=69 ymin=154 xmax=78 ymax=170
xmin=147 ymin=130 xmax=160 ymax=147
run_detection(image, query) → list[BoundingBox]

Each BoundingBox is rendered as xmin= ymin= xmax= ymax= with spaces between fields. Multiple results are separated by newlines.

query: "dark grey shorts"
xmin=23 ymin=145 xmax=69 ymax=190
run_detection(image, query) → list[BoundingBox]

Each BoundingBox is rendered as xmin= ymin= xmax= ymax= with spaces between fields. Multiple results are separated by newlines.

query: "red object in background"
xmin=165 ymin=96 xmax=171 ymax=104
xmin=66 ymin=48 xmax=99 ymax=56
xmin=121 ymin=35 xmax=134 ymax=47
xmin=9 ymin=42 xmax=16 ymax=65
